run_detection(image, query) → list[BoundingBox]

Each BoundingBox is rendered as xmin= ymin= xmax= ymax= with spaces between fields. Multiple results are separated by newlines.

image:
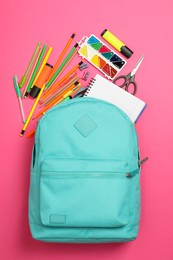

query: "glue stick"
xmin=101 ymin=29 xmax=133 ymax=58
xmin=30 ymin=63 xmax=53 ymax=98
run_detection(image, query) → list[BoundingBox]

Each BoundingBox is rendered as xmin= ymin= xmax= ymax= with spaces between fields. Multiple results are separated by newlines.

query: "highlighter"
xmin=101 ymin=29 xmax=133 ymax=58
xmin=30 ymin=63 xmax=53 ymax=98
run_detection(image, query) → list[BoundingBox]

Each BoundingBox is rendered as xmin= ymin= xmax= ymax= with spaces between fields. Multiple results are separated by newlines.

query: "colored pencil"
xmin=24 ymin=44 xmax=47 ymax=97
xmin=40 ymin=71 xmax=76 ymax=105
xmin=19 ymin=42 xmax=41 ymax=88
xmin=42 ymin=76 xmax=80 ymax=106
xmin=45 ymin=43 xmax=78 ymax=89
xmin=41 ymin=61 xmax=83 ymax=102
xmin=47 ymin=33 xmax=75 ymax=82
xmin=46 ymin=48 xmax=78 ymax=89
xmin=22 ymin=46 xmax=42 ymax=98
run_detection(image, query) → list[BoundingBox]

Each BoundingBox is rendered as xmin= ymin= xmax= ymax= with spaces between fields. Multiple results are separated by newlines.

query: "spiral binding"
xmin=83 ymin=78 xmax=96 ymax=97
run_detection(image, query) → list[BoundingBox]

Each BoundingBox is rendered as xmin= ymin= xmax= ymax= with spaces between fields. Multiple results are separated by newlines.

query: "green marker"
xmin=25 ymin=44 xmax=47 ymax=97
xmin=46 ymin=43 xmax=78 ymax=89
xmin=13 ymin=76 xmax=26 ymax=123
xmin=19 ymin=42 xmax=41 ymax=88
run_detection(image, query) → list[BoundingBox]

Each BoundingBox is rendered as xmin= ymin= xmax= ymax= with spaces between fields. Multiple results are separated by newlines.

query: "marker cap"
xmin=121 ymin=46 xmax=133 ymax=58
xmin=29 ymin=86 xmax=41 ymax=98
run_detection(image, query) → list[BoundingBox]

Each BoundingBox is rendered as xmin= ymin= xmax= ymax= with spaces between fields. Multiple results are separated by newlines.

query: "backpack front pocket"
xmin=39 ymin=159 xmax=132 ymax=228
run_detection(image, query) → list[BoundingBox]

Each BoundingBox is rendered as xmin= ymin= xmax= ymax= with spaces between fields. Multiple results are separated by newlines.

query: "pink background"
xmin=0 ymin=0 xmax=173 ymax=259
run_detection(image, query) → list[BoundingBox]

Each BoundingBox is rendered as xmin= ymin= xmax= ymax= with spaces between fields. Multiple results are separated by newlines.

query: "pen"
xmin=13 ymin=76 xmax=26 ymax=123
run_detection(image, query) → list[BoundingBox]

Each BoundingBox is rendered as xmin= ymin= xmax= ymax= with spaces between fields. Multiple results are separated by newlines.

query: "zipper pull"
xmin=126 ymin=169 xmax=139 ymax=178
xmin=139 ymin=156 xmax=148 ymax=166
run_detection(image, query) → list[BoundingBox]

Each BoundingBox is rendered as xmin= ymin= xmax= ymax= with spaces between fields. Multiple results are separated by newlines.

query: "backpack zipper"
xmin=126 ymin=169 xmax=139 ymax=178
xmin=41 ymin=171 xmax=139 ymax=179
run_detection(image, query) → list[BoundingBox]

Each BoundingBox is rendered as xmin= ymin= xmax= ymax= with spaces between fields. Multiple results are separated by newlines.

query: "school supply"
xmin=72 ymin=87 xmax=89 ymax=98
xmin=19 ymin=42 xmax=41 ymax=88
xmin=113 ymin=55 xmax=144 ymax=95
xmin=33 ymin=81 xmax=80 ymax=119
xmin=78 ymin=35 xmax=126 ymax=80
xmin=42 ymin=70 xmax=77 ymax=103
xmin=79 ymin=62 xmax=89 ymax=70
xmin=30 ymin=63 xmax=53 ymax=98
xmin=46 ymin=43 xmax=79 ymax=89
xmin=22 ymin=46 xmax=42 ymax=98
xmin=25 ymin=44 xmax=47 ymax=97
xmin=29 ymin=97 xmax=147 ymax=242
xmin=42 ymin=76 xmax=80 ymax=106
xmin=20 ymin=85 xmax=45 ymax=136
xmin=84 ymin=74 xmax=146 ymax=123
xmin=26 ymin=87 xmax=80 ymax=138
xmin=47 ymin=33 xmax=76 ymax=82
xmin=101 ymin=29 xmax=133 ymax=58
xmin=41 ymin=61 xmax=83 ymax=102
xmin=26 ymin=128 xmax=36 ymax=138
xmin=53 ymin=85 xmax=80 ymax=106
xmin=13 ymin=76 xmax=26 ymax=123
xmin=46 ymin=48 xmax=78 ymax=89
xmin=31 ymin=47 xmax=53 ymax=88
xmin=82 ymin=71 xmax=89 ymax=80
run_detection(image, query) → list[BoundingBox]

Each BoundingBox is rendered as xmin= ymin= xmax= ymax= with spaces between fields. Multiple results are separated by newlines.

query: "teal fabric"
xmin=29 ymin=97 xmax=141 ymax=243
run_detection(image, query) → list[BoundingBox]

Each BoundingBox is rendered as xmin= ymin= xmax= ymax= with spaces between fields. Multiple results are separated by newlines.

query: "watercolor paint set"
xmin=78 ymin=35 xmax=126 ymax=80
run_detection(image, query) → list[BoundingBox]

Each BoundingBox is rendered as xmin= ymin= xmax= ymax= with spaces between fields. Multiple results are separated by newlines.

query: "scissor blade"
xmin=131 ymin=54 xmax=144 ymax=76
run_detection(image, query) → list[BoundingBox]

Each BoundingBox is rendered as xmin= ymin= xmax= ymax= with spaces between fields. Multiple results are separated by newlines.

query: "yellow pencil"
xmin=20 ymin=84 xmax=45 ymax=136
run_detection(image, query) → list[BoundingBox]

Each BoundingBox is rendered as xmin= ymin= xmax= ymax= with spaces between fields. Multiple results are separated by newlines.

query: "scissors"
xmin=113 ymin=54 xmax=144 ymax=95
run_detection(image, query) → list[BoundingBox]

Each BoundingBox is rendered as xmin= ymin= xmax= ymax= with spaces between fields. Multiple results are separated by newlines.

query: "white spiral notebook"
xmin=84 ymin=74 xmax=146 ymax=122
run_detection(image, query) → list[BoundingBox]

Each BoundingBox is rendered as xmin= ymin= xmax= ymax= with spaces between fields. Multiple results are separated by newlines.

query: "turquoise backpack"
xmin=29 ymin=97 xmax=144 ymax=243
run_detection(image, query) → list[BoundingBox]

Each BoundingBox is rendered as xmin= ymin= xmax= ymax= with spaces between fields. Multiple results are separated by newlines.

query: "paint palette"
xmin=78 ymin=35 xmax=126 ymax=80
